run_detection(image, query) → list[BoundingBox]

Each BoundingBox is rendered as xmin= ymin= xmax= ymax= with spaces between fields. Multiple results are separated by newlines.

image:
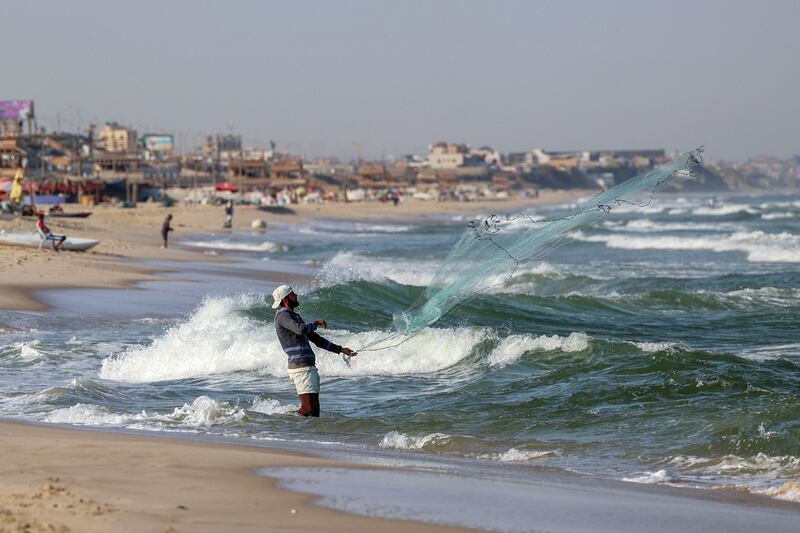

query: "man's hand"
xmin=314 ymin=319 xmax=327 ymax=328
xmin=341 ymin=347 xmax=357 ymax=356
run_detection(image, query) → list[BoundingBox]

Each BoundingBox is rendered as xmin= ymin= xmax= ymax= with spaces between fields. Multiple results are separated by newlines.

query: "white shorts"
xmin=287 ymin=366 xmax=320 ymax=395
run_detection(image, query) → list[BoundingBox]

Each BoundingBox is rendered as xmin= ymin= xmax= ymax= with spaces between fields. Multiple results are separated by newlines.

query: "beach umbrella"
xmin=215 ymin=182 xmax=239 ymax=192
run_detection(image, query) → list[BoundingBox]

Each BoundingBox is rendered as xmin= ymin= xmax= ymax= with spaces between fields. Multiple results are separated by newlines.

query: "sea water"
xmin=1 ymin=193 xmax=799 ymax=504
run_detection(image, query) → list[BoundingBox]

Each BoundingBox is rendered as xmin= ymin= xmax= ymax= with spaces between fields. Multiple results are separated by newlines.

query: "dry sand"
xmin=0 ymin=190 xmax=593 ymax=311
xmin=0 ymin=420 xmax=467 ymax=533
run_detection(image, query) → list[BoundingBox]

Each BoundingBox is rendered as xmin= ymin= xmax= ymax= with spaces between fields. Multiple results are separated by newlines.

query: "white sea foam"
xmin=98 ymin=294 xmax=487 ymax=383
xmin=487 ymin=332 xmax=590 ymax=367
xmin=761 ymin=481 xmax=800 ymax=502
xmin=183 ymin=240 xmax=288 ymax=253
xmin=632 ymin=341 xmax=678 ymax=353
xmin=574 ymin=230 xmax=800 ymax=262
xmin=608 ymin=219 xmax=740 ymax=233
xmin=706 ymin=287 xmax=800 ymax=308
xmin=667 ymin=453 xmax=800 ymax=476
xmin=149 ymin=396 xmax=246 ymax=427
xmin=495 ymin=448 xmax=558 ymax=462
xmin=379 ymin=431 xmax=451 ymax=450
xmin=250 ymin=397 xmax=297 ymax=415
xmin=738 ymin=343 xmax=800 ymax=362
xmin=44 ymin=403 xmax=137 ymax=426
xmin=18 ymin=340 xmax=43 ymax=360
xmin=314 ymin=221 xmax=415 ymax=234
xmin=623 ymin=469 xmax=672 ymax=484
xmin=99 ymin=295 xmax=276 ymax=383
xmin=691 ymin=205 xmax=759 ymax=216
xmin=43 ymin=396 xmax=252 ymax=429
xmin=319 ymin=251 xmax=438 ymax=287
xmin=761 ymin=212 xmax=796 ymax=220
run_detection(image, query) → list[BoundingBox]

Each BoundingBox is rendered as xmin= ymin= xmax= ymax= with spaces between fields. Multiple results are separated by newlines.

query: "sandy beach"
xmin=4 ymin=190 xmax=800 ymax=533
xmin=2 ymin=420 xmax=799 ymax=533
xmin=0 ymin=420 xmax=468 ymax=533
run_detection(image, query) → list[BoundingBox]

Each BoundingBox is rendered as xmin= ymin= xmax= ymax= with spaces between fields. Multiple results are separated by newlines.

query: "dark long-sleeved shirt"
xmin=274 ymin=307 xmax=341 ymax=369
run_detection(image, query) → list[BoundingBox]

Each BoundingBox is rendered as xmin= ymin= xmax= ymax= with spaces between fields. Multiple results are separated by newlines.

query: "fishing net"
xmin=353 ymin=148 xmax=703 ymax=353
xmin=403 ymin=149 xmax=701 ymax=327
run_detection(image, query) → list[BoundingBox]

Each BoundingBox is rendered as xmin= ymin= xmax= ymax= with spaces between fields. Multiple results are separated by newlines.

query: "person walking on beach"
xmin=223 ymin=200 xmax=234 ymax=228
xmin=161 ymin=214 xmax=174 ymax=248
xmin=36 ymin=212 xmax=66 ymax=251
xmin=272 ymin=285 xmax=357 ymax=417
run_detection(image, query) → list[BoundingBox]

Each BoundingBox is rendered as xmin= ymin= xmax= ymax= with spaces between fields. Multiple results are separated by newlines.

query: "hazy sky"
xmin=5 ymin=0 xmax=799 ymax=160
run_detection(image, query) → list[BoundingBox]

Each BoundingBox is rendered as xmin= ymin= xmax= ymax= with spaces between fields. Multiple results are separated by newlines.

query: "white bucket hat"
xmin=271 ymin=285 xmax=294 ymax=309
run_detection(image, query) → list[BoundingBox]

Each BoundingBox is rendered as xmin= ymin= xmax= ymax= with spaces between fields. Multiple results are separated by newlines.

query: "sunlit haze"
xmin=5 ymin=0 xmax=799 ymax=160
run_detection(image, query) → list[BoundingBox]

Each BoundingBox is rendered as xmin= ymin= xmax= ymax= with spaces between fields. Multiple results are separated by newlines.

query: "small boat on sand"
xmin=48 ymin=212 xmax=93 ymax=218
xmin=0 ymin=230 xmax=100 ymax=251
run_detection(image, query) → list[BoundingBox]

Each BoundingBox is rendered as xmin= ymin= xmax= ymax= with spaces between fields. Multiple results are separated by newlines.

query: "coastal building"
xmin=203 ymin=134 xmax=242 ymax=159
xmin=429 ymin=142 xmax=468 ymax=169
xmin=97 ymin=123 xmax=138 ymax=153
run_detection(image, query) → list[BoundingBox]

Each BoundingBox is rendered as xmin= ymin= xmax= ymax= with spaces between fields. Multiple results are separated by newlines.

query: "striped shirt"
xmin=274 ymin=307 xmax=341 ymax=369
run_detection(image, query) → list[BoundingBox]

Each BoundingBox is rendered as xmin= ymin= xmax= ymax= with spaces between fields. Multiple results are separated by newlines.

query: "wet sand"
xmin=0 ymin=420 xmax=468 ymax=533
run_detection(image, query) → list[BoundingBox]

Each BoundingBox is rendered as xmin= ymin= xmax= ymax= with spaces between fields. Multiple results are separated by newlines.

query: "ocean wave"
xmin=148 ymin=395 xmax=247 ymax=427
xmin=0 ymin=340 xmax=46 ymax=363
xmin=318 ymin=251 xmax=439 ymax=287
xmin=667 ymin=453 xmax=800 ymax=476
xmin=705 ymin=287 xmax=800 ymax=308
xmin=737 ymin=343 xmax=800 ymax=362
xmin=250 ymin=397 xmax=297 ymax=416
xmin=44 ymin=403 xmax=138 ymax=426
xmin=603 ymin=219 xmax=741 ymax=233
xmin=662 ymin=453 xmax=800 ymax=501
xmin=379 ymin=431 xmax=452 ymax=450
xmin=493 ymin=448 xmax=559 ymax=462
xmin=318 ymin=252 xmax=558 ymax=292
xmin=42 ymin=396 xmax=272 ymax=429
xmin=98 ymin=294 xmax=489 ymax=383
xmin=691 ymin=205 xmax=759 ymax=216
xmin=487 ymin=333 xmax=590 ymax=367
xmin=314 ymin=220 xmax=415 ymax=234
xmin=761 ymin=481 xmax=800 ymax=502
xmin=318 ymin=251 xmax=561 ymax=289
xmin=760 ymin=212 xmax=796 ymax=220
xmin=574 ymin=230 xmax=800 ymax=262
xmin=182 ymin=239 xmax=289 ymax=253
xmin=622 ymin=469 xmax=673 ymax=484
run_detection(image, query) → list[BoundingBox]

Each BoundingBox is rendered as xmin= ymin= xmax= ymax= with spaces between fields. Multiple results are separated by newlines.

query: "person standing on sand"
xmin=223 ymin=200 xmax=234 ymax=228
xmin=272 ymin=285 xmax=357 ymax=417
xmin=161 ymin=214 xmax=174 ymax=248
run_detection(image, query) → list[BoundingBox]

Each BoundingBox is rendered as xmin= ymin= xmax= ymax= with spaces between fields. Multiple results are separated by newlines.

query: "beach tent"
xmin=215 ymin=182 xmax=239 ymax=192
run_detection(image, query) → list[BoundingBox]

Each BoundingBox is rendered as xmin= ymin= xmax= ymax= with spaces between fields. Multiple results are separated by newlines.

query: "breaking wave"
xmin=183 ymin=239 xmax=289 ymax=253
xmin=575 ymin=230 xmax=800 ymax=262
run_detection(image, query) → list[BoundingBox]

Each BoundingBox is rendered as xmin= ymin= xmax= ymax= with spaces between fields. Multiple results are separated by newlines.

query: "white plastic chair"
xmin=36 ymin=226 xmax=56 ymax=251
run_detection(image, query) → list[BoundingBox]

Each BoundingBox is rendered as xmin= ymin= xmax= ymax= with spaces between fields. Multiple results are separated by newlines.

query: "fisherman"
xmin=35 ymin=212 xmax=66 ymax=251
xmin=161 ymin=214 xmax=174 ymax=248
xmin=272 ymin=285 xmax=357 ymax=417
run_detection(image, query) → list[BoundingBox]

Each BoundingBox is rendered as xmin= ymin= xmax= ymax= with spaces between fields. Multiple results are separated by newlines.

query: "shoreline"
xmin=0 ymin=419 xmax=468 ymax=533
xmin=0 ymin=189 xmax=593 ymax=312
xmin=2 ymin=418 xmax=798 ymax=533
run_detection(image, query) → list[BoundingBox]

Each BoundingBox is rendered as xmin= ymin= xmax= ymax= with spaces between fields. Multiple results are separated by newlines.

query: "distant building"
xmin=97 ymin=123 xmax=138 ymax=153
xmin=203 ymin=134 xmax=242 ymax=159
xmin=429 ymin=141 xmax=468 ymax=169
